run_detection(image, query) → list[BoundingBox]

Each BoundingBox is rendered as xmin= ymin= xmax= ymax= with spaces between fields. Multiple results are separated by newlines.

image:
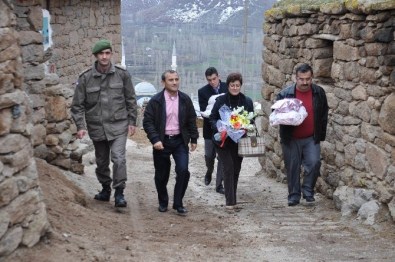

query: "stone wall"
xmin=262 ymin=1 xmax=395 ymax=221
xmin=0 ymin=0 xmax=122 ymax=257
xmin=47 ymin=0 xmax=122 ymax=85
xmin=0 ymin=0 xmax=49 ymax=257
xmin=27 ymin=0 xmax=122 ymax=173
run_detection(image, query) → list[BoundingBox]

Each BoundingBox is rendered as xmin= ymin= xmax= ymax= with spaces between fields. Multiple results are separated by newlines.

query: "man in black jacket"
xmin=198 ymin=67 xmax=227 ymax=194
xmin=143 ymin=70 xmax=199 ymax=216
xmin=276 ymin=64 xmax=329 ymax=206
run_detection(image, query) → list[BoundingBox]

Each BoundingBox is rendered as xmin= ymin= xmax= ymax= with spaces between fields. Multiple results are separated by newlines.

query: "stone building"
xmin=1 ymin=0 xmax=394 ymax=257
xmin=0 ymin=0 xmax=122 ymax=257
xmin=261 ymin=0 xmax=395 ymax=222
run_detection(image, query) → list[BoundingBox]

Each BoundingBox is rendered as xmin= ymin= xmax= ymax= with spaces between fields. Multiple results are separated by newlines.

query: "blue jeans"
xmin=281 ymin=136 xmax=321 ymax=201
xmin=153 ymin=135 xmax=190 ymax=208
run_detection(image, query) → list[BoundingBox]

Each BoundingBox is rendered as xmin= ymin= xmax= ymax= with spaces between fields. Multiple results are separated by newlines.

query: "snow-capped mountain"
xmin=122 ymin=0 xmax=276 ymax=27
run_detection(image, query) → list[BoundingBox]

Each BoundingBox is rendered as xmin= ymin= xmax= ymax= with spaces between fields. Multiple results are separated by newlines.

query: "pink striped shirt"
xmin=164 ymin=90 xmax=180 ymax=135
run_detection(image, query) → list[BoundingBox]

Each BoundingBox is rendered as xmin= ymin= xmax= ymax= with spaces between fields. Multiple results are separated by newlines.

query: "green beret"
xmin=92 ymin=39 xmax=112 ymax=54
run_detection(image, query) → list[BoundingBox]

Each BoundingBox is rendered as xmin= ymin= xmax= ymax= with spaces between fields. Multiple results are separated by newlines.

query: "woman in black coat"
xmin=209 ymin=72 xmax=254 ymax=211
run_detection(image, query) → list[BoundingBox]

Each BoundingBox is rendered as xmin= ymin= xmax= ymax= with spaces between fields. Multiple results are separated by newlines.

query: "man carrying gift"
xmin=276 ymin=63 xmax=329 ymax=206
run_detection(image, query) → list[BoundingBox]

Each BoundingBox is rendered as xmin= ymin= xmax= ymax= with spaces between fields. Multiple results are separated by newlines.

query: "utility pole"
xmin=242 ymin=0 xmax=248 ymax=93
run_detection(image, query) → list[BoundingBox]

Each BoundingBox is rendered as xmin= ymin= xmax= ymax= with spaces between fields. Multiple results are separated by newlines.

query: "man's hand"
xmin=76 ymin=129 xmax=87 ymax=139
xmin=128 ymin=125 xmax=136 ymax=136
xmin=190 ymin=143 xmax=197 ymax=152
xmin=153 ymin=141 xmax=164 ymax=150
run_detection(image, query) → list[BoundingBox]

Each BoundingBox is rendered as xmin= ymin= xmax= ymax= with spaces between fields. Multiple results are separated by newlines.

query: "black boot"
xmin=114 ymin=188 xmax=127 ymax=207
xmin=204 ymin=156 xmax=215 ymax=186
xmin=94 ymin=184 xmax=111 ymax=201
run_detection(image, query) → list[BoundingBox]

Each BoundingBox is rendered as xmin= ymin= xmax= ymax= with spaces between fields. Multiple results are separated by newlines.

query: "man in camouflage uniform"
xmin=71 ymin=39 xmax=138 ymax=208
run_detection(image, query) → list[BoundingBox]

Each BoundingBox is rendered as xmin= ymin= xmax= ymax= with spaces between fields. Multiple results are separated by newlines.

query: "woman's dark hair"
xmin=226 ymin=72 xmax=243 ymax=86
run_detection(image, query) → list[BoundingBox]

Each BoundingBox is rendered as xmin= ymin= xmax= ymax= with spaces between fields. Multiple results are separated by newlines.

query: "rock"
xmin=0 ymin=108 xmax=12 ymax=135
xmin=0 ymin=226 xmax=23 ymax=256
xmin=378 ymin=93 xmax=395 ymax=135
xmin=0 ymin=177 xmax=19 ymax=207
xmin=45 ymin=134 xmax=59 ymax=146
xmin=333 ymin=186 xmax=374 ymax=216
xmin=388 ymin=198 xmax=395 ymax=221
xmin=4 ymin=189 xmax=41 ymax=225
xmin=0 ymin=90 xmax=25 ymax=110
xmin=0 ymin=212 xmax=10 ymax=239
xmin=21 ymin=202 xmax=49 ymax=247
xmin=366 ymin=143 xmax=389 ymax=180
xmin=45 ymin=96 xmax=68 ymax=122
xmin=31 ymin=124 xmax=47 ymax=147
xmin=357 ymin=200 xmax=380 ymax=225
xmin=14 ymin=160 xmax=39 ymax=193
xmin=33 ymin=144 xmax=49 ymax=159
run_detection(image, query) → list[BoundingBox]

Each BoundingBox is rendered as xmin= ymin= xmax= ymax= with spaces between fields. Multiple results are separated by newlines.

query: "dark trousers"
xmin=281 ymin=136 xmax=321 ymax=201
xmin=204 ymin=138 xmax=224 ymax=189
xmin=217 ymin=142 xmax=243 ymax=206
xmin=153 ymin=136 xmax=190 ymax=208
xmin=92 ymin=134 xmax=127 ymax=189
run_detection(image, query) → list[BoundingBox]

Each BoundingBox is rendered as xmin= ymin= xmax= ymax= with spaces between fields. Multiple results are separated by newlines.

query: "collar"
xmin=92 ymin=61 xmax=115 ymax=76
xmin=164 ymin=89 xmax=178 ymax=100
xmin=291 ymin=83 xmax=317 ymax=94
xmin=211 ymin=82 xmax=220 ymax=90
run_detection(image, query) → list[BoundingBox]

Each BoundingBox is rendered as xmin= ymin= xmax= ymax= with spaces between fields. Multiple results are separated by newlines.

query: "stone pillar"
xmin=0 ymin=0 xmax=49 ymax=257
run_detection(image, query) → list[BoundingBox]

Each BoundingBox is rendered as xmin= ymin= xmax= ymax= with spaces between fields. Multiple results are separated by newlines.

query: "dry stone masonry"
xmin=0 ymin=0 xmax=49 ymax=257
xmin=30 ymin=0 xmax=122 ymax=174
xmin=1 ymin=0 xmax=393 ymax=258
xmin=262 ymin=0 xmax=395 ymax=223
xmin=1 ymin=0 xmax=122 ymax=257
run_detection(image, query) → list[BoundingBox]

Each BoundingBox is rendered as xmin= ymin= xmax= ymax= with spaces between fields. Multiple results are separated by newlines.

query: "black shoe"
xmin=114 ymin=188 xmax=127 ymax=207
xmin=204 ymin=174 xmax=212 ymax=186
xmin=216 ymin=187 xmax=225 ymax=194
xmin=94 ymin=185 xmax=111 ymax=202
xmin=158 ymin=205 xmax=168 ymax=212
xmin=288 ymin=200 xmax=300 ymax=206
xmin=173 ymin=206 xmax=188 ymax=216
xmin=304 ymin=196 xmax=315 ymax=202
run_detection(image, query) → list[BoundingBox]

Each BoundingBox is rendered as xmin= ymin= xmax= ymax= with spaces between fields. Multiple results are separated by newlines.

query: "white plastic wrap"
xmin=269 ymin=98 xmax=308 ymax=126
xmin=200 ymin=93 xmax=225 ymax=118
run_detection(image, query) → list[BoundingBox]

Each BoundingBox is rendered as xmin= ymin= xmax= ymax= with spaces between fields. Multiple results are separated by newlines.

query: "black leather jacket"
xmin=143 ymin=89 xmax=199 ymax=146
xmin=276 ymin=83 xmax=328 ymax=145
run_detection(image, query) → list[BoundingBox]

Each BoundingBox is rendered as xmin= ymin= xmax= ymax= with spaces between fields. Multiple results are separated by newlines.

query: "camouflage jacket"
xmin=71 ymin=62 xmax=137 ymax=141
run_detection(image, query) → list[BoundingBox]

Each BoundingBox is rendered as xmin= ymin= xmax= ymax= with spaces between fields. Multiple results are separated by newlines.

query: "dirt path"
xmin=6 ymin=129 xmax=395 ymax=262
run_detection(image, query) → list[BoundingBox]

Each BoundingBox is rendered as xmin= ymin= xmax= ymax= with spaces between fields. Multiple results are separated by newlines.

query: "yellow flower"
xmin=229 ymin=106 xmax=256 ymax=131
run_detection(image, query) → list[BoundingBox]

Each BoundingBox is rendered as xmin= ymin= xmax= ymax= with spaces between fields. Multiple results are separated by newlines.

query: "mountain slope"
xmin=122 ymin=0 xmax=276 ymax=27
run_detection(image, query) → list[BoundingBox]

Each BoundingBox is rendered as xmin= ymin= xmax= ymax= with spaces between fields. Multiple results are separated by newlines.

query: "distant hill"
xmin=122 ymin=0 xmax=277 ymax=28
xmin=121 ymin=0 xmax=278 ymax=101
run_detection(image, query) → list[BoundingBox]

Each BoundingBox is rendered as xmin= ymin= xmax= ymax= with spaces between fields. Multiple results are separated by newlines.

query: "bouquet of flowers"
xmin=214 ymin=105 xmax=256 ymax=147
